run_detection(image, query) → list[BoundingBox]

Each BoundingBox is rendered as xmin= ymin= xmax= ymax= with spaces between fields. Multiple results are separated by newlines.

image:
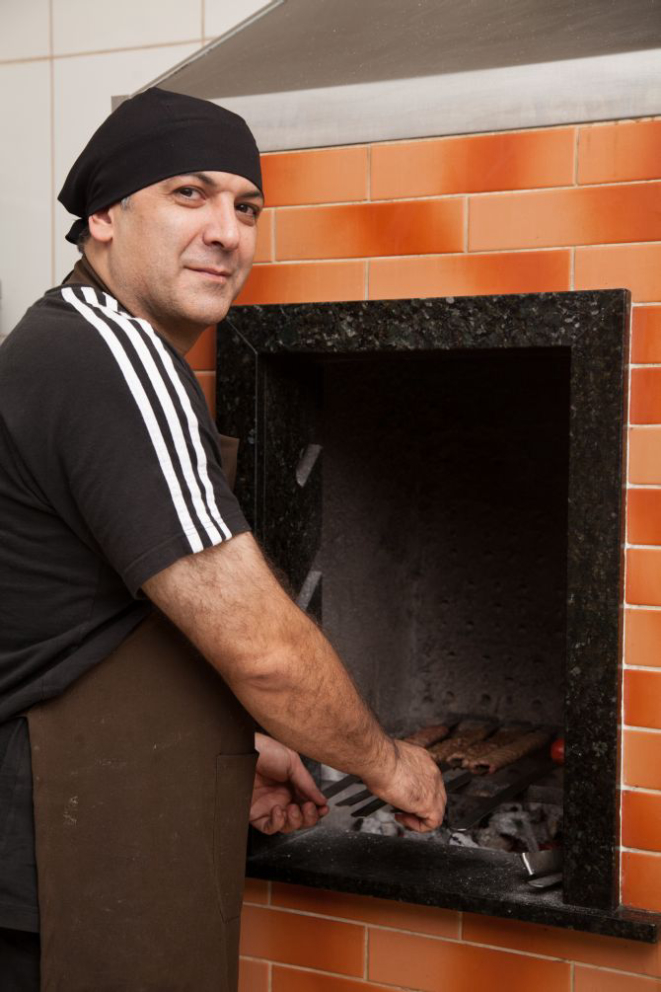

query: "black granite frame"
xmin=217 ymin=291 xmax=658 ymax=941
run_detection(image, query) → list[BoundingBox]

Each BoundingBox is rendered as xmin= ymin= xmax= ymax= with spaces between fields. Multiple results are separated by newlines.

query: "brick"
xmin=575 ymin=244 xmax=661 ymax=304
xmin=244 ymin=878 xmax=269 ymax=905
xmin=195 ymin=371 xmax=215 ymax=414
xmin=239 ymin=958 xmax=269 ymax=992
xmin=631 ymin=370 xmax=661 ymax=424
xmin=625 ymin=609 xmax=661 ymax=668
xmin=368 ymin=250 xmax=570 ymax=300
xmin=240 ymin=905 xmax=364 ymax=976
xmin=272 ymin=883 xmax=460 ymax=938
xmin=624 ymin=730 xmax=661 ymax=790
xmin=276 ymin=199 xmax=465 ymax=260
xmin=371 ymin=128 xmax=575 ymax=199
xmin=185 ymin=326 xmax=216 ymax=371
xmin=628 ymin=489 xmax=661 ymax=545
xmin=632 ymin=308 xmax=661 ymax=364
xmin=624 ymin=669 xmax=661 ymax=729
xmin=622 ymin=851 xmax=661 ymax=912
xmin=255 ymin=209 xmax=274 ymax=262
xmin=272 ymin=967 xmax=377 ymax=992
xmin=368 ymin=927 xmax=570 ymax=992
xmin=622 ymin=790 xmax=661 ymax=852
xmin=575 ymin=965 xmax=661 ymax=992
xmin=235 ymin=261 xmax=366 ymax=305
xmin=578 ymin=120 xmax=661 ymax=185
xmin=462 ymin=914 xmax=661 ymax=978
xmin=261 ymin=147 xmax=368 ymax=206
xmin=469 ymin=182 xmax=661 ymax=252
xmin=626 ymin=549 xmax=661 ymax=607
xmin=629 ymin=429 xmax=661 ymax=485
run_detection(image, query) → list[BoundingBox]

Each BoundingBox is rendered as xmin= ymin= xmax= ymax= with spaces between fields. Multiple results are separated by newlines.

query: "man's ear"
xmin=88 ymin=206 xmax=114 ymax=244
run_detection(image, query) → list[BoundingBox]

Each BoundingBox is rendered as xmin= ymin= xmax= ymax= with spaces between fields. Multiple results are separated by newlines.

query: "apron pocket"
xmin=213 ymin=750 xmax=258 ymax=923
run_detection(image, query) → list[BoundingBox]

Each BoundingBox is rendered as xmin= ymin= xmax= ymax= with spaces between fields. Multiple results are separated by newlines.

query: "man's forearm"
xmin=229 ymin=609 xmax=397 ymax=785
xmin=143 ymin=533 xmax=396 ymax=786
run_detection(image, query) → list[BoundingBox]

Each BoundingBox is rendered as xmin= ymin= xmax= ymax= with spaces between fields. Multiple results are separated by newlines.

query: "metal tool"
xmin=522 ymin=848 xmax=563 ymax=879
xmin=527 ymin=872 xmax=563 ymax=890
xmin=350 ymin=767 xmax=472 ymax=819
xmin=449 ymin=756 xmax=555 ymax=832
xmin=322 ymin=774 xmax=361 ymax=800
xmin=336 ymin=787 xmax=373 ymax=807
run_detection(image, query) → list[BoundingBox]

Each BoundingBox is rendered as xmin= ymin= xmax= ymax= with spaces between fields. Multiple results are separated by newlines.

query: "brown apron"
xmin=27 ymin=611 xmax=257 ymax=992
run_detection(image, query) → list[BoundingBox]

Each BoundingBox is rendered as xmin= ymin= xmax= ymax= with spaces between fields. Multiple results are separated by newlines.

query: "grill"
xmin=217 ymin=290 xmax=658 ymax=941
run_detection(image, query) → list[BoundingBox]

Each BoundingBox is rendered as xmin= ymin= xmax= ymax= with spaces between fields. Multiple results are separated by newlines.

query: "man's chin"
xmin=180 ymin=295 xmax=234 ymax=327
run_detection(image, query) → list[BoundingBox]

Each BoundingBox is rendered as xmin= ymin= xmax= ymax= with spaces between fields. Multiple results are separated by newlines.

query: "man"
xmin=0 ymin=88 xmax=445 ymax=990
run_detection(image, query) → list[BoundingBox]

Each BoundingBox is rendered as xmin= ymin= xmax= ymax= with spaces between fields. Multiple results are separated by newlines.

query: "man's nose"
xmin=203 ymin=197 xmax=240 ymax=251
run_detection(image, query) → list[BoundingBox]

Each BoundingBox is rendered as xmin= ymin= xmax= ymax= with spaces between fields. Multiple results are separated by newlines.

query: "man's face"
xmin=103 ymin=170 xmax=263 ymax=334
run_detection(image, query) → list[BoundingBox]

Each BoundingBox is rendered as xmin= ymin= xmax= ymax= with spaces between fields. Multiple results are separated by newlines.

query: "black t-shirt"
xmin=0 ymin=280 xmax=249 ymax=930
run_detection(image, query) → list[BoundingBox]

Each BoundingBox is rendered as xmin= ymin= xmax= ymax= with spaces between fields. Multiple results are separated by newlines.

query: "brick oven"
xmin=217 ymin=288 xmax=659 ymax=943
xmin=151 ymin=4 xmax=661 ymax=977
xmin=177 ymin=117 xmax=661 ymax=986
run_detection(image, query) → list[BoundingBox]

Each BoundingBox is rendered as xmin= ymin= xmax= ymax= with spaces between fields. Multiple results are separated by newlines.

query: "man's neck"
xmin=73 ymin=252 xmax=202 ymax=356
xmin=64 ymin=254 xmax=117 ymax=300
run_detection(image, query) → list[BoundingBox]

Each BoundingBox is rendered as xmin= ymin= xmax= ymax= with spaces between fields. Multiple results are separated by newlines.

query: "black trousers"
xmin=0 ymin=928 xmax=40 ymax=991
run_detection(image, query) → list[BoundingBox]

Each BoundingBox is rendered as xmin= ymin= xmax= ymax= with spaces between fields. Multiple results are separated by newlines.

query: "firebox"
xmin=217 ymin=290 xmax=658 ymax=941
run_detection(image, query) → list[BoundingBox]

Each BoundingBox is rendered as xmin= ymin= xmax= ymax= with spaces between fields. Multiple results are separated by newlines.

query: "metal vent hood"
xmin=143 ymin=0 xmax=661 ymax=149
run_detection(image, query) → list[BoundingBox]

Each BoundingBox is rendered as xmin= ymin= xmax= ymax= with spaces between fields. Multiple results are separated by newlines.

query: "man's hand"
xmin=364 ymin=740 xmax=447 ymax=833
xmin=250 ymin=733 xmax=330 ymax=835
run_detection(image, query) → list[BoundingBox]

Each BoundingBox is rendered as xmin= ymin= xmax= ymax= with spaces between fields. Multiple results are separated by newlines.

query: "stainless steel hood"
xmin=144 ymin=0 xmax=661 ymax=149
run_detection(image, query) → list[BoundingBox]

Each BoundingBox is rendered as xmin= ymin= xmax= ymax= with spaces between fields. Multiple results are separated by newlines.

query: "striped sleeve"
xmin=51 ymin=286 xmax=249 ymax=594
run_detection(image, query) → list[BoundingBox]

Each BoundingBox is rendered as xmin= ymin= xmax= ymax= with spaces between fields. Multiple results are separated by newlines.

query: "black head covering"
xmin=58 ymin=87 xmax=262 ymax=244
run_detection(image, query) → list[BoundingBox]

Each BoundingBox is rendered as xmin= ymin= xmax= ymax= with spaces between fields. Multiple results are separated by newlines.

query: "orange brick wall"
xmin=187 ymin=117 xmax=661 ymax=990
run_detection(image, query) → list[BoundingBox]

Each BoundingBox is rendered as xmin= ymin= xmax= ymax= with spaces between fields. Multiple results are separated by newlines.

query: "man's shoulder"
xmin=1 ymin=284 xmax=201 ymax=413
xmin=1 ymin=285 xmax=132 ymax=370
xmin=0 ymin=287 xmax=131 ymax=410
xmin=5 ymin=285 xmax=102 ymax=349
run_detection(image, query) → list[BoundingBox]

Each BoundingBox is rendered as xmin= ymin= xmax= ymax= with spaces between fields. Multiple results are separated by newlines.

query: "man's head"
xmin=59 ymin=88 xmax=264 ymax=344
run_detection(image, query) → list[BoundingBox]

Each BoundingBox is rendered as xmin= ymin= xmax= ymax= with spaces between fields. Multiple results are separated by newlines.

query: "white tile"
xmin=52 ymin=0 xmax=202 ymax=57
xmin=0 ymin=61 xmax=52 ymax=337
xmin=204 ymin=0 xmax=273 ymax=41
xmin=53 ymin=42 xmax=200 ymax=281
xmin=0 ymin=0 xmax=50 ymax=62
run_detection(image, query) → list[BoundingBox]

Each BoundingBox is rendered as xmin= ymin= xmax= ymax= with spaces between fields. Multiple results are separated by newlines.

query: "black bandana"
xmin=58 ymin=87 xmax=262 ymax=244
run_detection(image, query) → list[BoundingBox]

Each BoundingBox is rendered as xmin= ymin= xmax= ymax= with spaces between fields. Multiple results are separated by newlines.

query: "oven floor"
xmin=246 ymin=828 xmax=657 ymax=942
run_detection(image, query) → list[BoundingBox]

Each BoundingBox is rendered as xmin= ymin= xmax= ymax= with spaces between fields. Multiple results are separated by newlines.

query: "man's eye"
xmin=177 ymin=187 xmax=202 ymax=200
xmin=237 ymin=203 xmax=259 ymax=219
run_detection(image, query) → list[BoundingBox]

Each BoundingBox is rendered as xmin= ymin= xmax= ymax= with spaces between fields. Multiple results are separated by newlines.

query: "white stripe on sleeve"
xmin=81 ymin=287 xmax=228 ymax=544
xmin=61 ymin=287 xmax=204 ymax=554
xmin=135 ymin=316 xmax=233 ymax=540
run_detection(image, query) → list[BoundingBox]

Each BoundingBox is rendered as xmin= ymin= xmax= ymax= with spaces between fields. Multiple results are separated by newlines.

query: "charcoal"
xmin=476 ymin=826 xmax=515 ymax=851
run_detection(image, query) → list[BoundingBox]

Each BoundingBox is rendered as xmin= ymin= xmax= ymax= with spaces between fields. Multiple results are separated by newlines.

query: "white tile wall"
xmin=0 ymin=61 xmax=52 ymax=336
xmin=0 ymin=0 xmax=50 ymax=62
xmin=204 ymin=0 xmax=273 ymax=41
xmin=52 ymin=0 xmax=202 ymax=57
xmin=0 ymin=0 xmax=261 ymax=341
xmin=53 ymin=42 xmax=200 ymax=280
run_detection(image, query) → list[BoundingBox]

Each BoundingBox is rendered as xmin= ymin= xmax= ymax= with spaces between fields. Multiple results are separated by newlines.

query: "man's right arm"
xmin=143 ymin=532 xmax=446 ymax=831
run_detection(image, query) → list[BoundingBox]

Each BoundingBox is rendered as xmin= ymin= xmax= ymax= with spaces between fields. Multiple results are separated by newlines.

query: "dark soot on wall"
xmin=314 ymin=347 xmax=571 ymax=732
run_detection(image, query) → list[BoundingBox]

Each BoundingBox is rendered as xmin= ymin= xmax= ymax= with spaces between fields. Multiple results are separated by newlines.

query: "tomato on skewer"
xmin=551 ymin=738 xmax=565 ymax=765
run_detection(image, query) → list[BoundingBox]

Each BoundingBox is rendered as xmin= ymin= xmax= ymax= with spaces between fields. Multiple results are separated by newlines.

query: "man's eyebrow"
xmin=172 ymin=172 xmax=264 ymax=201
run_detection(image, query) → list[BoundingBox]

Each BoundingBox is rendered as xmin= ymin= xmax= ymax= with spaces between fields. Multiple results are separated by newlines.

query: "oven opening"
xmin=299 ymin=348 xmax=570 ymax=854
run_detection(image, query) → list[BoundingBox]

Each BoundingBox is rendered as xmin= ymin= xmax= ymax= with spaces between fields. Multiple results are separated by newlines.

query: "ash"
xmin=351 ymin=801 xmax=562 ymax=854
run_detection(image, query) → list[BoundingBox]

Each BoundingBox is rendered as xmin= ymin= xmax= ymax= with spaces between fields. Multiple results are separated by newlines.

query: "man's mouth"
xmin=187 ymin=267 xmax=233 ymax=279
